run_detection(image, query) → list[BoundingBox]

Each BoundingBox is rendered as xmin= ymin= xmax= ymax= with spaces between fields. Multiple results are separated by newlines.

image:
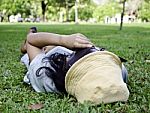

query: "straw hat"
xmin=65 ymin=51 xmax=129 ymax=105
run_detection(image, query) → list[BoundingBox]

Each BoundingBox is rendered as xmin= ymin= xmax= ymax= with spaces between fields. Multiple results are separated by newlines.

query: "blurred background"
xmin=0 ymin=0 xmax=149 ymax=24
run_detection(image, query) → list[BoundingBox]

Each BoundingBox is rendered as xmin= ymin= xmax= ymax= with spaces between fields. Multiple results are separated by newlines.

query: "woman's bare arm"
xmin=26 ymin=32 xmax=93 ymax=62
xmin=27 ymin=32 xmax=93 ymax=49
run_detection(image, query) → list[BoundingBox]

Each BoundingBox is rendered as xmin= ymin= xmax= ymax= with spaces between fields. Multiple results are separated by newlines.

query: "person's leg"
xmin=26 ymin=41 xmax=42 ymax=62
xmin=21 ymin=27 xmax=38 ymax=54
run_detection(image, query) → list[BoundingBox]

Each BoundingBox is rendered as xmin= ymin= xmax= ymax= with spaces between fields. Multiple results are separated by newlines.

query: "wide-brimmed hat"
xmin=65 ymin=51 xmax=129 ymax=105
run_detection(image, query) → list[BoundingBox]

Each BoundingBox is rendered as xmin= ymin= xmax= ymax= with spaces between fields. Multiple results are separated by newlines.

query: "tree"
xmin=0 ymin=0 xmax=15 ymax=21
xmin=120 ymin=0 xmax=126 ymax=30
xmin=0 ymin=0 xmax=35 ymax=22
xmin=41 ymin=0 xmax=49 ymax=21
xmin=138 ymin=0 xmax=150 ymax=22
xmin=74 ymin=0 xmax=79 ymax=23
xmin=45 ymin=0 xmax=74 ymax=22
xmin=78 ymin=5 xmax=93 ymax=21
xmin=93 ymin=2 xmax=121 ymax=22
xmin=63 ymin=0 xmax=74 ymax=21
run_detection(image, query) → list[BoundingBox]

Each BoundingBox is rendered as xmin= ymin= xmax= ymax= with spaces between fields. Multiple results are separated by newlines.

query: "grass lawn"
xmin=0 ymin=23 xmax=149 ymax=112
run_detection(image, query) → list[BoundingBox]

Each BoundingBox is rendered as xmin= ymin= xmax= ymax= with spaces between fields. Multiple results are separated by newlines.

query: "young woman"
xmin=21 ymin=32 xmax=93 ymax=93
xmin=21 ymin=30 xmax=129 ymax=104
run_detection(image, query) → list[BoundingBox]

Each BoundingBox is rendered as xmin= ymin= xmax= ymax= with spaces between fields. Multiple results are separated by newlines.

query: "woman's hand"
xmin=61 ymin=33 xmax=93 ymax=49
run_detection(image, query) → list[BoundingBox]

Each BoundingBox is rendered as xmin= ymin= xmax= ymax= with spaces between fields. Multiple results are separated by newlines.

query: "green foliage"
xmin=138 ymin=1 xmax=150 ymax=22
xmin=0 ymin=0 xmax=122 ymax=22
xmin=46 ymin=6 xmax=60 ymax=21
xmin=0 ymin=23 xmax=150 ymax=112
xmin=70 ymin=5 xmax=93 ymax=21
xmin=78 ymin=5 xmax=93 ymax=21
xmin=0 ymin=0 xmax=41 ymax=21
xmin=0 ymin=0 xmax=150 ymax=23
xmin=93 ymin=3 xmax=121 ymax=22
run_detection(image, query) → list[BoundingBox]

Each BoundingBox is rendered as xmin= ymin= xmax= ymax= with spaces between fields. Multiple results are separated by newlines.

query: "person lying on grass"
xmin=20 ymin=29 xmax=129 ymax=104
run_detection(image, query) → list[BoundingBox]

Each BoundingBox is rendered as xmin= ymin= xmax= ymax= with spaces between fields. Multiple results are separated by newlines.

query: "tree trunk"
xmin=66 ymin=0 xmax=69 ymax=22
xmin=75 ymin=0 xmax=79 ymax=24
xmin=120 ymin=0 xmax=126 ymax=30
xmin=41 ymin=0 xmax=47 ymax=22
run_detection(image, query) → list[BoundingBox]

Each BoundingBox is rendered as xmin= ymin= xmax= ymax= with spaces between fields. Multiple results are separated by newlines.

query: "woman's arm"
xmin=26 ymin=32 xmax=93 ymax=62
xmin=27 ymin=32 xmax=93 ymax=49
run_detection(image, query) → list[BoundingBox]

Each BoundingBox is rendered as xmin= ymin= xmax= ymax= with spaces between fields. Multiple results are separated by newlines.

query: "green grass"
xmin=0 ymin=23 xmax=150 ymax=113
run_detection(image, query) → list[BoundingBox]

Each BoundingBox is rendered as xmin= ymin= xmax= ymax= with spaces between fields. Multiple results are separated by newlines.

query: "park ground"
xmin=0 ymin=23 xmax=149 ymax=112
